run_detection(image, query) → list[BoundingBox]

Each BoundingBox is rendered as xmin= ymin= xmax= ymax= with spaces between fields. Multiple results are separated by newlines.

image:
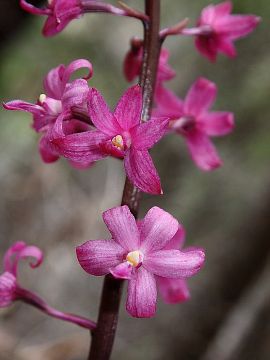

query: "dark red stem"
xmin=88 ymin=1 xmax=161 ymax=360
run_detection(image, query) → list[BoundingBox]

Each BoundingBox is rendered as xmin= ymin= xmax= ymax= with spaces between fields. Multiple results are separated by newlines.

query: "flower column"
xmin=88 ymin=1 xmax=161 ymax=359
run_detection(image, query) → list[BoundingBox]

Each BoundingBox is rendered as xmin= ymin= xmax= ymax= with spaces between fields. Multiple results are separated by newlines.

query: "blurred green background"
xmin=0 ymin=1 xmax=270 ymax=359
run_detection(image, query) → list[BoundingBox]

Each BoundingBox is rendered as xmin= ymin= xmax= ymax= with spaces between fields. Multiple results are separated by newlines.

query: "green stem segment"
xmin=88 ymin=1 xmax=161 ymax=359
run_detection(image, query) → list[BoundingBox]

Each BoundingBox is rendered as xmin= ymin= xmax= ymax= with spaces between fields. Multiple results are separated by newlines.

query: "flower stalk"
xmin=88 ymin=1 xmax=161 ymax=359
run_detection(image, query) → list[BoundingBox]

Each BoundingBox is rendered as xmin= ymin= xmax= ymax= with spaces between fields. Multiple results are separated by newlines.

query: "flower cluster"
xmin=3 ymin=0 xmax=260 ymax=322
xmin=77 ymin=205 xmax=205 ymax=317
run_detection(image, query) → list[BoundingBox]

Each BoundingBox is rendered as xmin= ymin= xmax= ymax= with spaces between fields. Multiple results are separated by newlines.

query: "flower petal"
xmin=0 ymin=272 xmax=17 ymax=308
xmin=156 ymin=276 xmax=190 ymax=304
xmin=62 ymin=59 xmax=93 ymax=86
xmin=186 ymin=130 xmax=222 ymax=171
xmin=153 ymin=85 xmax=183 ymax=120
xmin=4 ymin=241 xmax=43 ymax=276
xmin=102 ymin=205 xmax=140 ymax=251
xmin=43 ymin=64 xmax=66 ymax=99
xmin=164 ymin=225 xmax=186 ymax=250
xmin=113 ymin=85 xmax=142 ymax=130
xmin=88 ymin=88 xmax=122 ymax=136
xmin=216 ymin=15 xmax=261 ymax=39
xmin=62 ymin=79 xmax=89 ymax=109
xmin=20 ymin=0 xmax=50 ymax=15
xmin=126 ymin=267 xmax=157 ymax=318
xmin=124 ymin=149 xmax=162 ymax=195
xmin=76 ymin=240 xmax=125 ymax=276
xmin=110 ymin=262 xmax=132 ymax=280
xmin=39 ymin=133 xmax=60 ymax=163
xmin=3 ymin=100 xmax=44 ymax=115
xmin=139 ymin=207 xmax=179 ymax=253
xmin=195 ymin=36 xmax=218 ymax=62
xmin=144 ymin=249 xmax=205 ymax=278
xmin=199 ymin=111 xmax=234 ymax=136
xmin=184 ymin=78 xmax=217 ymax=117
xmin=131 ymin=117 xmax=168 ymax=150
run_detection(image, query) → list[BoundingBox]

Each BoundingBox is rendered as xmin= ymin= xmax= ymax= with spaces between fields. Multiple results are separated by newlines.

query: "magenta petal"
xmin=20 ymin=0 xmax=50 ymax=15
xmin=43 ymin=64 xmax=66 ymax=99
xmin=62 ymin=59 xmax=93 ymax=86
xmin=216 ymin=15 xmax=261 ymax=39
xmin=144 ymin=249 xmax=205 ymax=278
xmin=42 ymin=15 xmax=60 ymax=37
xmin=186 ymin=130 xmax=222 ymax=171
xmin=217 ymin=38 xmax=237 ymax=58
xmin=110 ymin=262 xmax=132 ymax=280
xmin=164 ymin=226 xmax=186 ymax=251
xmin=88 ymin=88 xmax=122 ymax=136
xmin=114 ymin=85 xmax=142 ymax=130
xmin=39 ymin=133 xmax=59 ymax=163
xmin=184 ymin=78 xmax=217 ymax=117
xmin=76 ymin=240 xmax=125 ymax=276
xmin=126 ymin=267 xmax=157 ymax=318
xmin=199 ymin=111 xmax=234 ymax=136
xmin=4 ymin=241 xmax=43 ymax=276
xmin=0 ymin=272 xmax=17 ymax=308
xmin=131 ymin=117 xmax=168 ymax=150
xmin=154 ymin=85 xmax=183 ymax=120
xmin=62 ymin=79 xmax=89 ymax=109
xmin=103 ymin=205 xmax=140 ymax=251
xmin=3 ymin=100 xmax=44 ymax=115
xmin=156 ymin=277 xmax=190 ymax=304
xmin=195 ymin=36 xmax=218 ymax=62
xmin=124 ymin=149 xmax=162 ymax=195
xmin=140 ymin=207 xmax=179 ymax=253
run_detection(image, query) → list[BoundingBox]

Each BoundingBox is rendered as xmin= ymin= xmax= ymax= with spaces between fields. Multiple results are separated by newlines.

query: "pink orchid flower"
xmin=20 ymin=0 xmax=145 ymax=37
xmin=124 ymin=42 xmax=176 ymax=83
xmin=52 ymin=85 xmax=168 ymax=194
xmin=76 ymin=205 xmax=205 ymax=318
xmin=186 ymin=1 xmax=260 ymax=62
xmin=154 ymin=78 xmax=234 ymax=171
xmin=0 ymin=241 xmax=43 ymax=308
xmin=4 ymin=59 xmax=92 ymax=165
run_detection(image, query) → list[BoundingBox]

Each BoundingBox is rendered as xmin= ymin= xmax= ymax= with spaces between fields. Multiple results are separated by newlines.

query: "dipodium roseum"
xmin=52 ymin=85 xmax=168 ymax=194
xmin=154 ymin=78 xmax=234 ymax=171
xmin=76 ymin=205 xmax=205 ymax=318
xmin=190 ymin=1 xmax=260 ymax=62
xmin=0 ymin=242 xmax=43 ymax=308
xmin=4 ymin=59 xmax=92 ymax=165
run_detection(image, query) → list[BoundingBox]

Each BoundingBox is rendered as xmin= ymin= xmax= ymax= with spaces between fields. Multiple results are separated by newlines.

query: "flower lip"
xmin=126 ymin=250 xmax=143 ymax=267
xmin=170 ymin=115 xmax=196 ymax=134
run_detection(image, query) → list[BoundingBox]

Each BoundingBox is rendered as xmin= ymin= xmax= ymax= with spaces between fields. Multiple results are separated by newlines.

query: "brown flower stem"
xmin=88 ymin=1 xmax=161 ymax=359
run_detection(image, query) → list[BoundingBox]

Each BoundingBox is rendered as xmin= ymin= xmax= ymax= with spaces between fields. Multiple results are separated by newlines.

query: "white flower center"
xmin=126 ymin=250 xmax=142 ymax=267
xmin=39 ymin=94 xmax=47 ymax=104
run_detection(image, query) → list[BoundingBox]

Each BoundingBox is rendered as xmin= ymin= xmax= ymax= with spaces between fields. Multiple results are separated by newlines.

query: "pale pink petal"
xmin=212 ymin=1 xmax=232 ymax=20
xmin=126 ymin=267 xmax=157 ymax=318
xmin=76 ymin=240 xmax=125 ymax=276
xmin=200 ymin=2 xmax=232 ymax=25
xmin=186 ymin=130 xmax=222 ymax=171
xmin=131 ymin=117 xmax=168 ymax=150
xmin=157 ymin=277 xmax=190 ymax=304
xmin=102 ymin=205 xmax=140 ymax=251
xmin=88 ymin=88 xmax=122 ymax=136
xmin=139 ymin=207 xmax=179 ymax=253
xmin=164 ymin=225 xmax=186 ymax=250
xmin=216 ymin=15 xmax=261 ymax=39
xmin=43 ymin=64 xmax=66 ymax=99
xmin=110 ymin=262 xmax=132 ymax=280
xmin=0 ymin=272 xmax=17 ymax=308
xmin=144 ymin=249 xmax=205 ymax=278
xmin=199 ymin=111 xmax=234 ymax=136
xmin=184 ymin=78 xmax=217 ymax=117
xmin=114 ymin=85 xmax=142 ymax=130
xmin=154 ymin=85 xmax=183 ymax=119
xmin=124 ymin=149 xmax=162 ymax=195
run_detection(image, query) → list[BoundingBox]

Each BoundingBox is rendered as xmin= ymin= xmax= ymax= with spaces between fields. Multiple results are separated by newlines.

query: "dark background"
xmin=0 ymin=0 xmax=270 ymax=359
